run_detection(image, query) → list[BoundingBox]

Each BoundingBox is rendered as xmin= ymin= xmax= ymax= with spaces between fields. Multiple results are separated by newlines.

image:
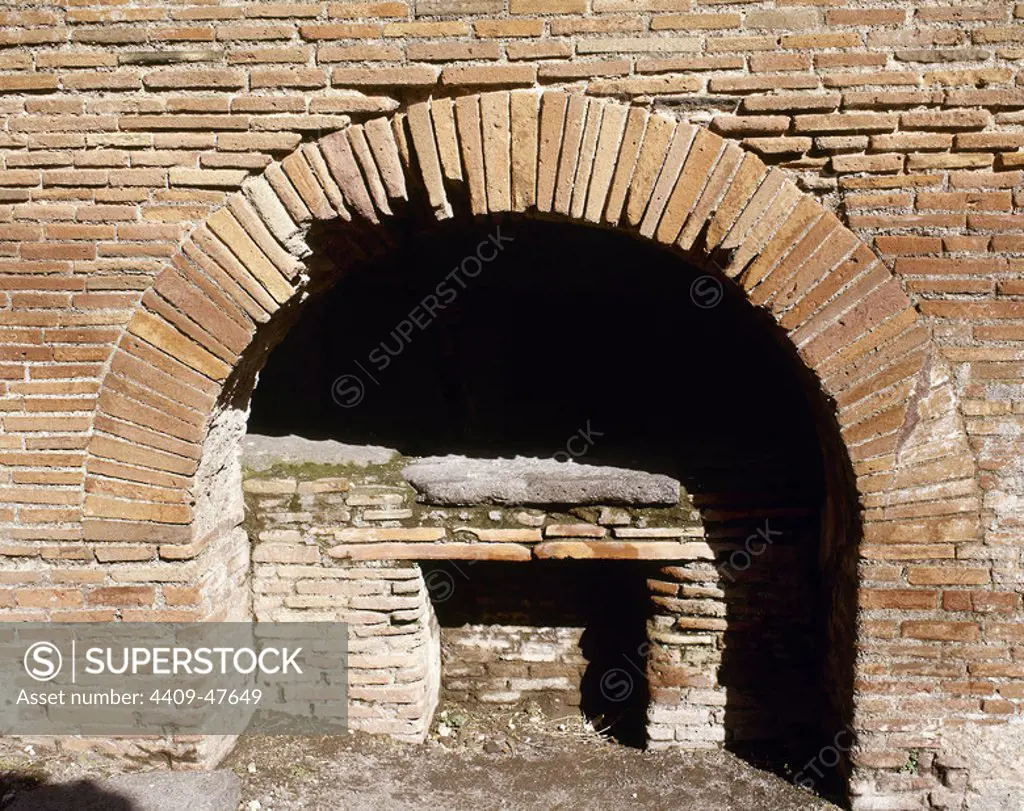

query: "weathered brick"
xmin=300 ymin=23 xmax=383 ymax=40
xmin=252 ymin=543 xmax=320 ymax=564
xmin=441 ymin=64 xmax=536 ymax=86
xmin=653 ymin=13 xmax=740 ymax=30
xmin=901 ymin=110 xmax=992 ymax=130
xmin=0 ymin=74 xmax=58 ymax=92
xmin=474 ymin=19 xmax=544 ymax=38
xmin=578 ymin=36 xmax=700 ymax=54
xmin=250 ymin=68 xmax=328 ymax=88
xmin=143 ymin=68 xmax=245 ymax=89
xmin=901 ymin=621 xmax=980 ymax=642
xmin=794 ymin=113 xmax=899 ymax=134
xmin=331 ymin=66 xmax=438 ymax=86
xmin=710 ymin=115 xmax=789 ymax=137
xmin=384 ymin=21 xmax=469 ymax=37
xmin=510 ymin=0 xmax=585 ymax=11
xmin=408 ymin=42 xmax=502 ymax=61
xmin=746 ymin=9 xmax=821 ymax=29
xmin=86 ymin=586 xmax=156 ymax=607
xmin=169 ymin=168 xmax=249 ymax=188
xmin=861 ymin=588 xmax=939 ymax=610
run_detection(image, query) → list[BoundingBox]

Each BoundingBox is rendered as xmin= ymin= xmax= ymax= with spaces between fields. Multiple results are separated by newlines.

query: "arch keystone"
xmin=570 ymin=97 xmax=607 ymax=220
xmin=553 ymin=94 xmax=588 ymax=215
xmin=604 ymin=105 xmax=648 ymax=226
xmin=583 ymin=100 xmax=627 ymax=223
xmin=480 ymin=91 xmax=512 ymax=213
xmin=510 ymin=89 xmax=540 ymax=212
xmin=536 ymin=91 xmax=569 ymax=213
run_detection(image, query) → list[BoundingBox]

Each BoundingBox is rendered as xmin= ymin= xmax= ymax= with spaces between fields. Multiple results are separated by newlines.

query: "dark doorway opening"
xmin=420 ymin=559 xmax=653 ymax=748
xmin=247 ymin=216 xmax=859 ymax=787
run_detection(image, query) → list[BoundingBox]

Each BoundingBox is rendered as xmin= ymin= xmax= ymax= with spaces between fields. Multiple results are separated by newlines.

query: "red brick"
xmin=16 ymin=588 xmax=84 ymax=609
xmin=902 ymin=621 xmax=980 ymax=642
xmin=861 ymin=588 xmax=939 ymax=610
xmin=143 ymin=68 xmax=246 ymax=90
xmin=86 ymin=586 xmax=156 ymax=607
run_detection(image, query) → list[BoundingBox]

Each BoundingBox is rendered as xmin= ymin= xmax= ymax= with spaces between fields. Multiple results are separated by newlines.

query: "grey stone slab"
xmin=242 ymin=433 xmax=397 ymax=472
xmin=7 ymin=770 xmax=240 ymax=811
xmin=402 ymin=456 xmax=680 ymax=506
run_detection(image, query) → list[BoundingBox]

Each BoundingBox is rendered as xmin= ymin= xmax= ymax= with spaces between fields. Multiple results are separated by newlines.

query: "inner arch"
xmin=247 ymin=216 xmax=856 ymax=776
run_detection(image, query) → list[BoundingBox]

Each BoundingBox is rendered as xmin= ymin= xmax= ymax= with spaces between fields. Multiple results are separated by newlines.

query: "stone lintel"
xmin=328 ymin=542 xmax=531 ymax=561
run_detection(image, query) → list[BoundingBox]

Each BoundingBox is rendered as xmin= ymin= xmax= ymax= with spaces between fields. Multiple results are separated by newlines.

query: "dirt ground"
xmin=0 ymin=702 xmax=841 ymax=810
xmin=226 ymin=701 xmax=840 ymax=811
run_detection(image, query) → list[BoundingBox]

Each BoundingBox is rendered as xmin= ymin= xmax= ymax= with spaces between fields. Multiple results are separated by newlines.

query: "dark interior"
xmin=250 ymin=218 xmax=820 ymax=490
xmin=421 ymin=559 xmax=653 ymax=748
xmin=247 ymin=216 xmax=857 ymax=787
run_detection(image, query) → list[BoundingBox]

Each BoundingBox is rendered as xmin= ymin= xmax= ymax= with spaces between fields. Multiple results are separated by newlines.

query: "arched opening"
xmin=241 ymin=215 xmax=859 ymax=785
xmin=79 ymin=91 xmax=980 ymax=808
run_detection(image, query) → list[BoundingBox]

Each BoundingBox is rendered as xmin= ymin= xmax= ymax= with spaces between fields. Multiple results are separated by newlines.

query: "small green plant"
xmin=442 ymin=709 xmax=468 ymax=728
xmin=900 ymin=751 xmax=919 ymax=774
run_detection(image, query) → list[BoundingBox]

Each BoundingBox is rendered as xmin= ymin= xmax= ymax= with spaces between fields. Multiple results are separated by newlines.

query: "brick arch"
xmin=82 ymin=90 xmax=977 ymax=550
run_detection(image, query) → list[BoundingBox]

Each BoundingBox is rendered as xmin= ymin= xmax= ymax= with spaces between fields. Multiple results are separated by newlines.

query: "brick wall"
xmin=0 ymin=2 xmax=1023 ymax=809
xmin=242 ymin=442 xmax=848 ymax=761
xmin=440 ymin=624 xmax=586 ymax=707
xmin=242 ymin=454 xmax=754 ymax=748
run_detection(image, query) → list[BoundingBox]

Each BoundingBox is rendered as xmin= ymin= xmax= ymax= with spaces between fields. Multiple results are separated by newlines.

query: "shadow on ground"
xmin=1 ymin=773 xmax=135 ymax=811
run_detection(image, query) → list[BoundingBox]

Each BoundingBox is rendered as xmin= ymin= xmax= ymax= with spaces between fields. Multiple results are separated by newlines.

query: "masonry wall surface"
xmin=0 ymin=2 xmax=1022 ymax=809
xmin=243 ymin=457 xmax=736 ymax=748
